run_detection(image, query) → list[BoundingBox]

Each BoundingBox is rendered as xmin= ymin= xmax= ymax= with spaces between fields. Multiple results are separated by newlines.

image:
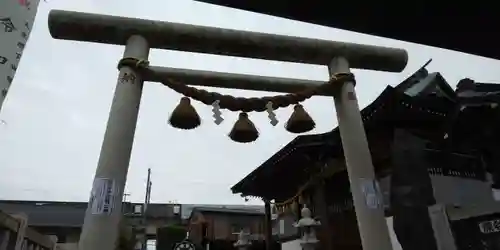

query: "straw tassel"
xmin=285 ymin=104 xmax=315 ymax=133
xmin=168 ymin=97 xmax=201 ymax=130
xmin=229 ymin=112 xmax=259 ymax=143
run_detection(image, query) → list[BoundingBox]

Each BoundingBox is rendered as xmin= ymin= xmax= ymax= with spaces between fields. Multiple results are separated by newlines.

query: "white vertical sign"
xmin=360 ymin=178 xmax=383 ymax=209
xmin=0 ymin=0 xmax=40 ymax=111
xmin=279 ymin=219 xmax=285 ymax=234
xmin=89 ymin=178 xmax=116 ymax=215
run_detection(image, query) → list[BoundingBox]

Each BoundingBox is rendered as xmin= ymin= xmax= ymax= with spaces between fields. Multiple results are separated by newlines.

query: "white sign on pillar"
xmin=0 ymin=0 xmax=40 ymax=111
xmin=89 ymin=178 xmax=116 ymax=215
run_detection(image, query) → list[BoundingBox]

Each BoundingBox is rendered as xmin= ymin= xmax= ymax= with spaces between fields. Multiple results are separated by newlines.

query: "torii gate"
xmin=48 ymin=10 xmax=408 ymax=250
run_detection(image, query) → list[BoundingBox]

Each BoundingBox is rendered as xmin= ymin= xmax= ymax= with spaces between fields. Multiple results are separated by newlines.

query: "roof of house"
xmin=0 ymin=200 xmax=185 ymax=227
xmin=0 ymin=200 xmax=265 ymax=227
xmin=230 ymin=65 xmax=460 ymax=200
xmin=182 ymin=204 xmax=264 ymax=219
xmin=192 ymin=207 xmax=264 ymax=216
xmin=194 ymin=1 xmax=499 ymax=61
xmin=0 ymin=200 xmax=88 ymax=227
xmin=188 ymin=206 xmax=265 ymax=221
xmin=232 ymin=73 xmax=500 ymax=200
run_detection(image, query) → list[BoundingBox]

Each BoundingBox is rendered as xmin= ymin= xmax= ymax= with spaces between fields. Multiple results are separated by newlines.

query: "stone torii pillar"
xmin=48 ymin=10 xmax=408 ymax=250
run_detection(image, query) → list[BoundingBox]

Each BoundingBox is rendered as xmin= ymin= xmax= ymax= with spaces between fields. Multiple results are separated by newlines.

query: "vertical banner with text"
xmin=89 ymin=178 xmax=116 ymax=215
xmin=0 ymin=0 xmax=40 ymax=111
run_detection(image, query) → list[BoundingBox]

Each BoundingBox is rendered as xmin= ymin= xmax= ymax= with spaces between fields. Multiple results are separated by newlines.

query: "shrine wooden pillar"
xmin=264 ymin=200 xmax=273 ymax=250
xmin=312 ymin=181 xmax=334 ymax=250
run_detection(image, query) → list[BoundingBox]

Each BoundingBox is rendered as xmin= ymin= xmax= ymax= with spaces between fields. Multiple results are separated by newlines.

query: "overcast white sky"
xmin=0 ymin=0 xmax=499 ymax=205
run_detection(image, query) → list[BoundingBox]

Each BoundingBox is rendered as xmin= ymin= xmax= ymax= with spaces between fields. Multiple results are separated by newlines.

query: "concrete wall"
xmin=431 ymin=175 xmax=494 ymax=210
xmin=431 ymin=175 xmax=500 ymax=221
xmin=281 ymin=239 xmax=301 ymax=250
xmin=378 ymin=172 xmax=499 ymax=219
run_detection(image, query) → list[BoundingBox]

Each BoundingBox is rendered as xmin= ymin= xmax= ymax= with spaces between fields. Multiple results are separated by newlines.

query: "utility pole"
xmin=144 ymin=168 xmax=152 ymax=209
xmin=142 ymin=168 xmax=152 ymax=250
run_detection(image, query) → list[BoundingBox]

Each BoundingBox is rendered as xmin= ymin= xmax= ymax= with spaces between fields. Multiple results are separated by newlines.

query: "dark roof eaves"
xmin=231 ymin=86 xmax=398 ymax=196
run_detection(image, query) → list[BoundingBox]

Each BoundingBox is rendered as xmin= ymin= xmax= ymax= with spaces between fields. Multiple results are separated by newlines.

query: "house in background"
xmin=0 ymin=200 xmax=266 ymax=249
xmin=188 ymin=207 xmax=266 ymax=246
xmin=0 ymin=200 xmax=183 ymax=249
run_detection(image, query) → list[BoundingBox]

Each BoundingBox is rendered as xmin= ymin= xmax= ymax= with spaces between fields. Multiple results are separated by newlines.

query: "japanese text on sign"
xmin=360 ymin=178 xmax=383 ymax=209
xmin=89 ymin=178 xmax=116 ymax=215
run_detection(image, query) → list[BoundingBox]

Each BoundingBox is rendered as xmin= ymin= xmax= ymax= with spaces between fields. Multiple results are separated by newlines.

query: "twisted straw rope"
xmin=118 ymin=57 xmax=355 ymax=112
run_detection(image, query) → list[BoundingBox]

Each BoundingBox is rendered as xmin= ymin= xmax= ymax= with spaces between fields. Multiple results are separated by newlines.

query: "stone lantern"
xmin=233 ymin=230 xmax=252 ymax=250
xmin=293 ymin=205 xmax=321 ymax=250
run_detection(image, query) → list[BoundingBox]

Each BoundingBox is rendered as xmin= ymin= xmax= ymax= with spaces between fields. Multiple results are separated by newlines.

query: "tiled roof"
xmin=230 ymin=64 xmax=457 ymax=199
xmin=0 ymin=201 xmax=250 ymax=227
xmin=193 ymin=206 xmax=264 ymax=215
xmin=0 ymin=200 xmax=87 ymax=227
